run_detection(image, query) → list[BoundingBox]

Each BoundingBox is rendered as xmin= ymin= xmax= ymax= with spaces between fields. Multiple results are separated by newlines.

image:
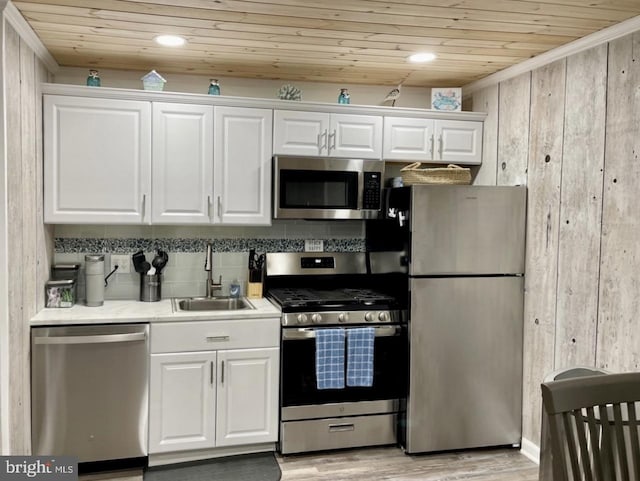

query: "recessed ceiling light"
xmin=154 ymin=35 xmax=186 ymax=47
xmin=408 ymin=52 xmax=437 ymax=63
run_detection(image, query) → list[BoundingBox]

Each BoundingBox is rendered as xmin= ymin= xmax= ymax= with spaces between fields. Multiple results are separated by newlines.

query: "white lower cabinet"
xmin=216 ymin=348 xmax=279 ymax=447
xmin=149 ymin=352 xmax=217 ymax=453
xmin=148 ymin=319 xmax=280 ymax=456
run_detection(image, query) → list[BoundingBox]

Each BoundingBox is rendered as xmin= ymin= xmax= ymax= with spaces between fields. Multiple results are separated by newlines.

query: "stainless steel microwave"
xmin=273 ymin=156 xmax=384 ymax=220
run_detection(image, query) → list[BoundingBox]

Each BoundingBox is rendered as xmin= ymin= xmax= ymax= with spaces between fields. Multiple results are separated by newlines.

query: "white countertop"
xmin=30 ymin=297 xmax=281 ymax=326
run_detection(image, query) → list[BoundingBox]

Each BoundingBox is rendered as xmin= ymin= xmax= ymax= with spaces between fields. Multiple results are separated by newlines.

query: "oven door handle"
xmin=282 ymin=325 xmax=400 ymax=340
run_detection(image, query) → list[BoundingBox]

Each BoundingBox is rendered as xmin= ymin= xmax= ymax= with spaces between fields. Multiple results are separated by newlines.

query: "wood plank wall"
xmin=471 ymin=29 xmax=640 ymax=446
xmin=5 ymin=20 xmax=54 ymax=453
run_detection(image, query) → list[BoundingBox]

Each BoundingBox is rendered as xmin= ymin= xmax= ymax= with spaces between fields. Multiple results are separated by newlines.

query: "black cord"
xmin=104 ymin=265 xmax=119 ymax=286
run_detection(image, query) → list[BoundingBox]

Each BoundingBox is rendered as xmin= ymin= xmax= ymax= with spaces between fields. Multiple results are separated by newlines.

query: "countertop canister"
xmin=85 ymin=254 xmax=105 ymax=307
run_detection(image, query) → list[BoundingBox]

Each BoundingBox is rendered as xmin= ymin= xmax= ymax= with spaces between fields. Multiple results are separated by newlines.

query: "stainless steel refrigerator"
xmin=368 ymin=184 xmax=526 ymax=454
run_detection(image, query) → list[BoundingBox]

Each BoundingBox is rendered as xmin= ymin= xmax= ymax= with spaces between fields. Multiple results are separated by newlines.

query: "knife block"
xmin=247 ymin=281 xmax=263 ymax=299
xmin=247 ymin=268 xmax=263 ymax=298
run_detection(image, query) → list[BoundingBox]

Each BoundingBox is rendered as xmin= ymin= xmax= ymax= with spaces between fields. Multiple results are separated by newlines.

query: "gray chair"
xmin=541 ymin=372 xmax=640 ymax=481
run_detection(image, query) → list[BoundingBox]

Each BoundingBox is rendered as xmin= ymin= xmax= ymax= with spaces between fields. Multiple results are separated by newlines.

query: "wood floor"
xmin=278 ymin=446 xmax=539 ymax=481
xmin=80 ymin=446 xmax=539 ymax=481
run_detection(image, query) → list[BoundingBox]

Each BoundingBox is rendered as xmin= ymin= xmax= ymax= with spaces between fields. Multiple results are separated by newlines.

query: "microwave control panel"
xmin=362 ymin=172 xmax=382 ymax=210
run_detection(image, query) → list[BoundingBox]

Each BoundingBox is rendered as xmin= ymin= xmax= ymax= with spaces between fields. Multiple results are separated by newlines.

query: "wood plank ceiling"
xmin=12 ymin=0 xmax=640 ymax=87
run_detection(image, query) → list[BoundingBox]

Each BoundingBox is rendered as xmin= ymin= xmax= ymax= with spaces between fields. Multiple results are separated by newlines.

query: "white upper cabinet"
xmin=273 ymin=110 xmax=329 ymax=156
xmin=384 ymin=117 xmax=483 ymax=165
xmin=214 ymin=107 xmax=273 ymax=225
xmin=152 ymin=103 xmax=214 ymax=224
xmin=435 ymin=120 xmax=483 ymax=165
xmin=383 ymin=117 xmax=434 ymax=162
xmin=44 ymin=95 xmax=151 ymax=223
xmin=330 ymin=114 xmax=383 ymax=159
xmin=273 ymin=110 xmax=382 ymax=159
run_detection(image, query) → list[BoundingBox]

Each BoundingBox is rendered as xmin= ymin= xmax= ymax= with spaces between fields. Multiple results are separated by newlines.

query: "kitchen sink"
xmin=172 ymin=296 xmax=254 ymax=312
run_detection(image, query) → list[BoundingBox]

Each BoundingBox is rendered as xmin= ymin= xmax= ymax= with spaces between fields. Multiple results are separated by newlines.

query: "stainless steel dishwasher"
xmin=31 ymin=324 xmax=149 ymax=463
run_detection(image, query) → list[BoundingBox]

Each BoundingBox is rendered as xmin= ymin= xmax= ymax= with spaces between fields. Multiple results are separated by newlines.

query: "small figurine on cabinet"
xmin=86 ymin=69 xmax=101 ymax=87
xmin=208 ymin=79 xmax=221 ymax=95
xmin=141 ymin=70 xmax=166 ymax=91
xmin=338 ymin=88 xmax=350 ymax=104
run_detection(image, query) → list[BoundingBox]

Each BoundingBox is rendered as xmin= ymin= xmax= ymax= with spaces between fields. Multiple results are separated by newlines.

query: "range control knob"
xmin=365 ymin=312 xmax=376 ymax=322
xmin=311 ymin=313 xmax=322 ymax=324
xmin=378 ymin=312 xmax=390 ymax=323
xmin=296 ymin=314 xmax=308 ymax=324
xmin=338 ymin=313 xmax=349 ymax=323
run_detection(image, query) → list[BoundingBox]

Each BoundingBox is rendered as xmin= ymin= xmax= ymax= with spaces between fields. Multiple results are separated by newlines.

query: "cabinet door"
xmin=214 ymin=107 xmax=273 ymax=225
xmin=273 ymin=110 xmax=329 ymax=156
xmin=149 ymin=352 xmax=216 ymax=453
xmin=44 ymin=95 xmax=151 ymax=223
xmin=330 ymin=114 xmax=383 ymax=159
xmin=152 ymin=103 xmax=214 ymax=224
xmin=216 ymin=348 xmax=279 ymax=447
xmin=434 ymin=120 xmax=483 ymax=165
xmin=383 ymin=117 xmax=434 ymax=161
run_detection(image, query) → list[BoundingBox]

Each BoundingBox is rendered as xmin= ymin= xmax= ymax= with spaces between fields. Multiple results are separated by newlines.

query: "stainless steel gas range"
xmin=265 ymin=252 xmax=407 ymax=455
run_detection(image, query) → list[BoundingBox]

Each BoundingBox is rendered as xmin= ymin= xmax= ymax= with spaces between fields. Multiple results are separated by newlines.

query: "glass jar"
xmin=208 ymin=79 xmax=220 ymax=95
xmin=338 ymin=88 xmax=350 ymax=104
xmin=86 ymin=70 xmax=101 ymax=87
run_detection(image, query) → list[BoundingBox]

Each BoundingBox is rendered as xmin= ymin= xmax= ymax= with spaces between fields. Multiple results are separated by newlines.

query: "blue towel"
xmin=315 ymin=329 xmax=345 ymax=389
xmin=346 ymin=328 xmax=375 ymax=387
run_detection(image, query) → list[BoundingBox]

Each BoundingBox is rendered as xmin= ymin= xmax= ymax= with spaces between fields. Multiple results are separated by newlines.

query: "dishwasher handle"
xmin=33 ymin=332 xmax=147 ymax=345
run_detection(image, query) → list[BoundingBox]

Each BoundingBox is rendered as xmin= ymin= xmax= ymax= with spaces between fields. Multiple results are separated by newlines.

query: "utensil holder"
xmin=140 ymin=274 xmax=161 ymax=302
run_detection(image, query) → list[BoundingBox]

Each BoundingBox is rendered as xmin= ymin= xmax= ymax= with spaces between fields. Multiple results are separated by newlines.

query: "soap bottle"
xmin=229 ymin=279 xmax=241 ymax=298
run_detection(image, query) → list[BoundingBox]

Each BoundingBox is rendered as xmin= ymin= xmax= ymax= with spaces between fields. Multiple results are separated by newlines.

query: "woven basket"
xmin=400 ymin=162 xmax=471 ymax=185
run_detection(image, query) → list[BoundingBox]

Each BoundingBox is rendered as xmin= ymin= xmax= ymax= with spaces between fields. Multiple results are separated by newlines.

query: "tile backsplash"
xmin=53 ymin=221 xmax=364 ymax=301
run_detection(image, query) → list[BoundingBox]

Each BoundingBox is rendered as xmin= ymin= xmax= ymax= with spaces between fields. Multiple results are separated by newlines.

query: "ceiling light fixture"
xmin=154 ymin=35 xmax=186 ymax=47
xmin=408 ymin=52 xmax=437 ymax=63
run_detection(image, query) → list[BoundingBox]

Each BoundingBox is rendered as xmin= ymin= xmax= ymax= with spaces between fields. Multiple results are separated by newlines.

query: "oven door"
xmin=280 ymin=325 xmax=407 ymax=407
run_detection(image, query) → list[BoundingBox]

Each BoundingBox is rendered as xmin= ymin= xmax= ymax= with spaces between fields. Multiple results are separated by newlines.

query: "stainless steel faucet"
xmin=204 ymin=242 xmax=222 ymax=298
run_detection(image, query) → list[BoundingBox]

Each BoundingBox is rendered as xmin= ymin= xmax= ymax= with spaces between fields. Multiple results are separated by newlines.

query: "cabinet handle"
xmin=217 ymin=196 xmax=222 ymax=218
xmin=206 ymin=335 xmax=230 ymax=342
xmin=320 ymin=129 xmax=328 ymax=151
xmin=221 ymin=360 xmax=225 ymax=385
xmin=207 ymin=195 xmax=212 ymax=220
xmin=210 ymin=361 xmax=214 ymax=385
xmin=142 ymin=194 xmax=147 ymax=219
xmin=328 ymin=130 xmax=336 ymax=151
xmin=438 ymin=135 xmax=443 ymax=157
xmin=430 ymin=136 xmax=435 ymax=158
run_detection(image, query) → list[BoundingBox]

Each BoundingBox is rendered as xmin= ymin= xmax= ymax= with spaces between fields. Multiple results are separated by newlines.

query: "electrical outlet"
xmin=111 ymin=254 xmax=131 ymax=274
xmin=304 ymin=240 xmax=324 ymax=252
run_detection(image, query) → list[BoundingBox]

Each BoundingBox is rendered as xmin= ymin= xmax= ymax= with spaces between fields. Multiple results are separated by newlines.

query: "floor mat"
xmin=144 ymin=452 xmax=281 ymax=481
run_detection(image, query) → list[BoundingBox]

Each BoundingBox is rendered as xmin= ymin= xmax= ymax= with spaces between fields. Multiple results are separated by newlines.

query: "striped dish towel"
xmin=346 ymin=327 xmax=375 ymax=387
xmin=315 ymin=328 xmax=345 ymax=389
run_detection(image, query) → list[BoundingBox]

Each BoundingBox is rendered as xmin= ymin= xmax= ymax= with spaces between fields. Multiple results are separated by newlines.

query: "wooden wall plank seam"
xmin=471 ymin=84 xmax=499 ymax=186
xmin=19 ymin=37 xmax=37 ymax=454
xmin=5 ymin=21 xmax=26 ymax=453
xmin=555 ymin=43 xmax=608 ymax=370
xmin=596 ymin=32 xmax=640 ymax=372
xmin=497 ymin=72 xmax=532 ymax=186
xmin=521 ymin=58 xmax=567 ymax=444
